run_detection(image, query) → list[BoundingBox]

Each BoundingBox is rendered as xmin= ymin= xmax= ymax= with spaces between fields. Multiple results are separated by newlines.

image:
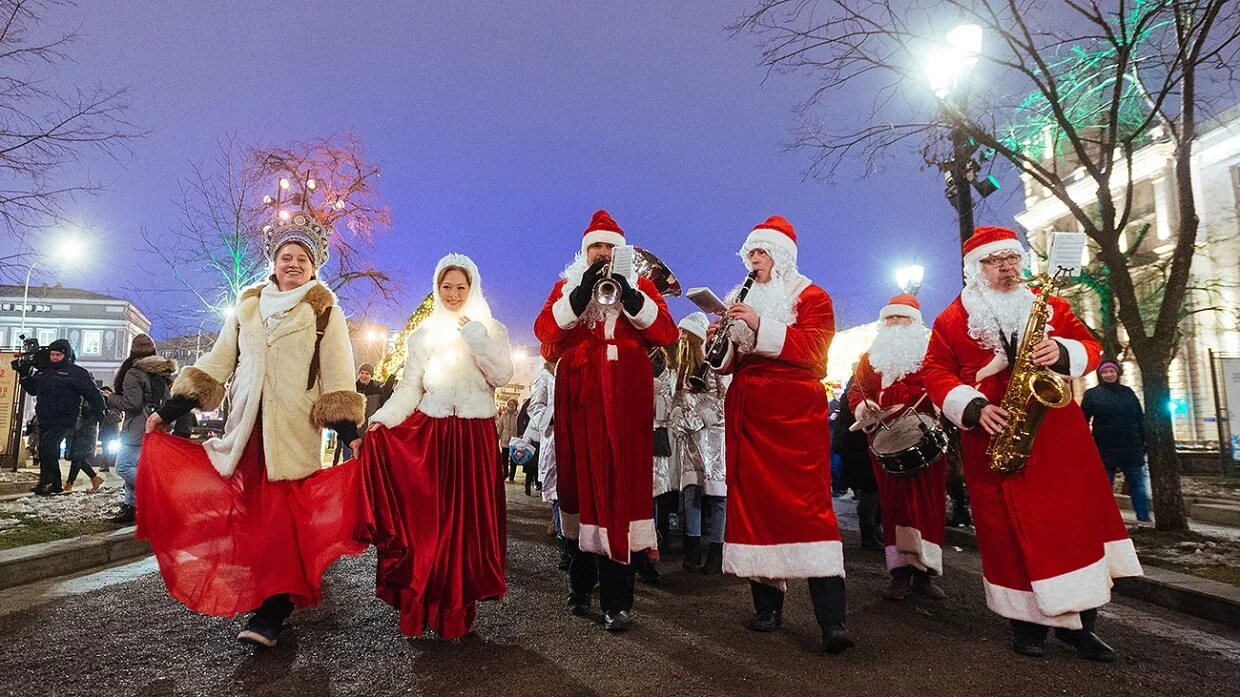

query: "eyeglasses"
xmin=982 ymin=254 xmax=1023 ymax=269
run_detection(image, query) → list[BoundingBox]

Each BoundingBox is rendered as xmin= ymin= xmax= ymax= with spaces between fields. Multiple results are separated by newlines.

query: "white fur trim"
xmin=741 ymin=228 xmax=798 ymax=265
xmin=885 ymin=525 xmax=943 ymax=575
xmin=942 ymin=384 xmax=986 ymax=429
xmin=753 ymin=318 xmax=787 ymax=358
xmin=722 ymin=540 xmax=845 ymax=579
xmin=551 ymin=292 xmax=579 ymax=330
xmin=879 ymin=304 xmax=923 ymax=323
xmin=581 ymin=230 xmax=625 ymax=253
xmin=625 ymin=290 xmax=658 ymax=330
xmin=1054 ymin=337 xmax=1089 ymax=378
xmin=985 ymin=539 xmax=1142 ymax=628
xmin=963 ymin=238 xmax=1025 ymax=268
xmin=974 ymin=352 xmax=1009 ymax=382
xmin=984 ymin=579 xmax=1084 ymax=629
xmin=607 ymin=345 xmax=618 ymax=361
xmin=576 ymin=519 xmax=657 ymax=562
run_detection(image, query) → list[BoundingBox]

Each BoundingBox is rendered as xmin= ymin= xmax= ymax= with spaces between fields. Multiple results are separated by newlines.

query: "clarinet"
xmin=704 ymin=270 xmax=758 ymax=368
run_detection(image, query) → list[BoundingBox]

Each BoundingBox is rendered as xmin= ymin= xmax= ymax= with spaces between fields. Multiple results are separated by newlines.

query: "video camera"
xmin=10 ymin=334 xmax=50 ymax=375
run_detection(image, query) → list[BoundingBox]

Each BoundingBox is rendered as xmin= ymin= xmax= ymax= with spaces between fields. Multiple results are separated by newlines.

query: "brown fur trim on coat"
xmin=309 ymin=389 xmax=365 ymax=428
xmin=171 ymin=366 xmax=226 ymax=411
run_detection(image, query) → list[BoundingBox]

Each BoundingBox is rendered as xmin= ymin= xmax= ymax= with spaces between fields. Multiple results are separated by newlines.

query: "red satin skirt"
xmin=362 ymin=412 xmax=507 ymax=639
xmin=135 ymin=431 xmax=371 ymax=617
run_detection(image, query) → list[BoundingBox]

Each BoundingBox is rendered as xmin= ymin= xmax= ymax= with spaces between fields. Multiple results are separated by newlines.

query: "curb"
xmin=943 ymin=525 xmax=1240 ymax=630
xmin=0 ymin=482 xmax=35 ymax=497
xmin=0 ymin=528 xmax=150 ymax=591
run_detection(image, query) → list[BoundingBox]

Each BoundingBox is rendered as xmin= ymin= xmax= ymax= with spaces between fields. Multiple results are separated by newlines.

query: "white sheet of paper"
xmin=1047 ymin=232 xmax=1086 ymax=278
xmin=686 ymin=287 xmax=729 ymax=315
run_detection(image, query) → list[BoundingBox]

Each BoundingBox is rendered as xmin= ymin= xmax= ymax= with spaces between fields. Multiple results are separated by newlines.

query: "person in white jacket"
xmin=363 ymin=253 xmax=514 ymax=640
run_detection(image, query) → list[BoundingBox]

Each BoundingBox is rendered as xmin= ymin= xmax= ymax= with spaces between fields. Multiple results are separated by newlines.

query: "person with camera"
xmin=17 ymin=338 xmax=106 ymax=496
xmin=533 ymin=209 xmax=678 ymax=632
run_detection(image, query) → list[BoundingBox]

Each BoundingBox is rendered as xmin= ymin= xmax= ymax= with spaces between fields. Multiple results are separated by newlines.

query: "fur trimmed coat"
xmin=170 ymin=281 xmax=364 ymax=482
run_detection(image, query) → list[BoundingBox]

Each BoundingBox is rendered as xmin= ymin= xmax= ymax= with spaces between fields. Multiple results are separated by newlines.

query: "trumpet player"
xmin=849 ymin=294 xmax=947 ymax=601
xmin=922 ymin=226 xmax=1141 ymax=661
xmin=533 ymin=209 xmax=678 ymax=632
xmin=709 ymin=215 xmax=854 ymax=655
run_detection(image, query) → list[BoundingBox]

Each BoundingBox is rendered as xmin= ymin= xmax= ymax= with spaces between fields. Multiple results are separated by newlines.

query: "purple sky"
xmin=42 ymin=1 xmax=1021 ymax=346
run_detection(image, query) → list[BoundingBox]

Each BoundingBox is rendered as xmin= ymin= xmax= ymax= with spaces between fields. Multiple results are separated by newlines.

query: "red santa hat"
xmin=878 ymin=293 xmax=923 ymax=323
xmin=581 ymin=209 xmax=626 ymax=254
xmin=963 ymin=226 xmax=1026 ymax=268
xmin=741 ymin=215 xmax=798 ymax=265
xmin=677 ymin=311 xmax=709 ymax=341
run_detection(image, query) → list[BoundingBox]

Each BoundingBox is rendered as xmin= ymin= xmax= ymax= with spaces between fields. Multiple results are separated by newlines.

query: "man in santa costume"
xmin=849 ymin=294 xmax=947 ymax=601
xmin=710 ymin=215 xmax=854 ymax=654
xmin=533 ymin=209 xmax=678 ymax=632
xmin=922 ymin=226 xmax=1142 ymax=661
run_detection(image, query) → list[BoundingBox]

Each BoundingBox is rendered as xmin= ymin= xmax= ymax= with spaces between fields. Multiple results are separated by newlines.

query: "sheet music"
xmin=1047 ymin=232 xmax=1086 ymax=279
xmin=610 ymin=244 xmax=635 ymax=279
xmin=686 ymin=287 xmax=729 ymax=315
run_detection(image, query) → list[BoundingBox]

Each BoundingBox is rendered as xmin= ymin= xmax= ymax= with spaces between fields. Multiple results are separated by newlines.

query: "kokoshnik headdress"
xmin=261 ymin=176 xmax=332 ymax=268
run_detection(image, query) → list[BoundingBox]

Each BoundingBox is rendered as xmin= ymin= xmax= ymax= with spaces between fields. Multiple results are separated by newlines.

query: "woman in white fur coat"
xmin=363 ymin=253 xmax=514 ymax=640
xmin=138 ymin=225 xmax=368 ymax=649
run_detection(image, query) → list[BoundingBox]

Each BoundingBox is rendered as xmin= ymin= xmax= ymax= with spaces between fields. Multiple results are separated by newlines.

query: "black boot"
xmin=1011 ymin=620 xmax=1048 ymax=657
xmin=701 ymin=542 xmax=723 ymax=575
xmin=238 ymin=594 xmax=294 ymax=648
xmin=745 ymin=581 xmax=784 ymax=632
xmin=110 ymin=504 xmax=135 ymax=525
xmin=632 ymin=550 xmax=661 ymax=585
xmin=557 ymin=537 xmax=572 ymax=572
xmin=1054 ymin=608 xmax=1116 ymax=662
xmin=809 ymin=577 xmax=854 ymax=654
xmin=681 ymin=535 xmax=702 ymax=571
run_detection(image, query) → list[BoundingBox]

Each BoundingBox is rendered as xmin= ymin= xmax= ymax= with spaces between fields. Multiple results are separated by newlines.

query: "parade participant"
xmin=670 ymin=312 xmax=728 ymax=574
xmin=533 ymin=209 xmax=678 ymax=632
xmin=849 ymin=294 xmax=947 ymax=600
xmin=521 ymin=360 xmax=568 ymax=569
xmin=922 ymin=226 xmax=1142 ymax=661
xmin=364 ymin=253 xmax=513 ymax=640
xmin=651 ymin=348 xmax=677 ymax=557
xmin=140 ymin=212 xmax=368 ymax=648
xmin=710 ymin=215 xmax=854 ymax=654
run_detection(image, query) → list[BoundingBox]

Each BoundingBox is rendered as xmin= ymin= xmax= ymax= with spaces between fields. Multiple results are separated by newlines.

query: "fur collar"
xmin=239 ymin=280 xmax=335 ymax=315
xmin=132 ymin=355 xmax=177 ymax=375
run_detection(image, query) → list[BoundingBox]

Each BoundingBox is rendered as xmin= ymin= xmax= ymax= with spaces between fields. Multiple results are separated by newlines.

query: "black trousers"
xmin=750 ymin=577 xmax=847 ymax=630
xmin=251 ymin=594 xmax=295 ymax=627
xmin=66 ymin=457 xmax=97 ymax=484
xmin=568 ymin=543 xmax=636 ymax=612
xmin=654 ymin=490 xmax=679 ymax=548
xmin=37 ymin=421 xmax=75 ymax=488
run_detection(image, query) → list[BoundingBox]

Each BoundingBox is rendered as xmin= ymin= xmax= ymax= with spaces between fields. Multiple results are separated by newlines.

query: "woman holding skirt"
xmin=364 ymin=253 xmax=513 ymax=639
xmin=140 ymin=214 xmax=369 ymax=648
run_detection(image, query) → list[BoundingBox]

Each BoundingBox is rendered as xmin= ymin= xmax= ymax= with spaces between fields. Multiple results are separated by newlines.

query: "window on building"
xmin=36 ymin=329 xmax=57 ymax=346
xmin=82 ymin=330 xmax=102 ymax=356
xmin=0 ymin=328 xmax=6 ymax=349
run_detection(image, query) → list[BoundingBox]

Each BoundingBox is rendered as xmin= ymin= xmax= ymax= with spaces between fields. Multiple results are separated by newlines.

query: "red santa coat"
xmin=717 ymin=282 xmax=843 ymax=580
xmin=849 ymin=355 xmax=947 ymax=575
xmin=534 ymin=276 xmax=678 ymax=563
xmin=923 ymin=294 xmax=1142 ymax=628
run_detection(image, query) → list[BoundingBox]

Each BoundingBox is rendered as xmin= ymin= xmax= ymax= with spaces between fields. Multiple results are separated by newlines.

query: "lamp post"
xmin=896 ymin=264 xmax=925 ymax=295
xmin=926 ymin=24 xmax=994 ymax=284
xmin=19 ymin=235 xmax=87 ymax=337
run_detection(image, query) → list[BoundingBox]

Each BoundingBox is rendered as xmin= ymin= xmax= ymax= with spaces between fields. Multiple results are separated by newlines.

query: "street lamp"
xmin=895 ymin=264 xmax=925 ymax=295
xmin=20 ymin=234 xmax=88 ymax=336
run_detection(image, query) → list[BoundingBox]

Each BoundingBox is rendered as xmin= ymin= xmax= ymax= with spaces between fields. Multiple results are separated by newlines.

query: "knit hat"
xmin=1097 ymin=359 xmax=1122 ymax=377
xmin=358 ymin=362 xmax=375 ymax=374
xmin=878 ymin=294 xmax=923 ymax=323
xmin=678 ymin=311 xmax=710 ymax=341
xmin=48 ymin=338 xmax=72 ymax=356
xmin=581 ymin=209 xmax=626 ymax=254
xmin=963 ymin=226 xmax=1026 ymax=268
xmin=740 ymin=215 xmax=798 ymax=266
xmin=130 ymin=334 xmax=157 ymax=359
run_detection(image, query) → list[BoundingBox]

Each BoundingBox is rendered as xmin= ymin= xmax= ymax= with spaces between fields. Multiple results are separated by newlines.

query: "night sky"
xmin=37 ymin=1 xmax=1021 ymax=346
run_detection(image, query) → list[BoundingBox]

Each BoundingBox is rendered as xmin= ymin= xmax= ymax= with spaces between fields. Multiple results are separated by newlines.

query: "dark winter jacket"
xmin=107 ymin=356 xmax=176 ymax=446
xmin=19 ymin=340 xmax=105 ymax=427
xmin=1081 ymin=381 xmax=1146 ymax=471
xmin=67 ymin=402 xmax=100 ymax=461
xmin=832 ymin=377 xmax=876 ymax=493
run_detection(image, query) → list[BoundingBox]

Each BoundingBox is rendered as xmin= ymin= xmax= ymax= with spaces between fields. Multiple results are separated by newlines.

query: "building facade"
xmin=1015 ymin=107 xmax=1240 ymax=448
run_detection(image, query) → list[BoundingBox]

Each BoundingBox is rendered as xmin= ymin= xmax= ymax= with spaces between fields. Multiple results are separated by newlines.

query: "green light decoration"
xmin=374 ymin=292 xmax=435 ymax=381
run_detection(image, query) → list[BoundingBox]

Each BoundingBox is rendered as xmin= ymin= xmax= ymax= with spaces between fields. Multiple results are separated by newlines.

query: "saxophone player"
xmin=922 ymin=226 xmax=1142 ymax=661
xmin=708 ymin=216 xmax=854 ymax=655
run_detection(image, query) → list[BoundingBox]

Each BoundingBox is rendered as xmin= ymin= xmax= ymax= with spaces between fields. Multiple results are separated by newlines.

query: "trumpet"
xmin=594 ymin=264 xmax=620 ymax=305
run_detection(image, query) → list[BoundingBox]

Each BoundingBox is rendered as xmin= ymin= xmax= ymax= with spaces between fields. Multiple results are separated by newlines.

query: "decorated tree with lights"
xmin=374 ymin=293 xmax=435 ymax=381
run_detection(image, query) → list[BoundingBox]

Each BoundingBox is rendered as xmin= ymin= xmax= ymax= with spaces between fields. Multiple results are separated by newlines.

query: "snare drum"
xmin=870 ymin=412 xmax=949 ymax=476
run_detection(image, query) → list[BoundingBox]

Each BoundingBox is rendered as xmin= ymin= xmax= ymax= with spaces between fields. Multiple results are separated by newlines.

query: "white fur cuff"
xmin=625 ymin=290 xmax=658 ymax=330
xmin=943 ymin=384 xmax=986 ymax=429
xmin=754 ymin=318 xmax=787 ymax=358
xmin=1054 ymin=338 xmax=1088 ymax=378
xmin=552 ymin=292 xmax=579 ymax=330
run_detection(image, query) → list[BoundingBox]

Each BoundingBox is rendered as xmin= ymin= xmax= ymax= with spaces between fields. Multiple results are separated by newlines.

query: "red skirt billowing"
xmin=135 ymin=431 xmax=372 ymax=617
xmin=362 ymin=412 xmax=507 ymax=639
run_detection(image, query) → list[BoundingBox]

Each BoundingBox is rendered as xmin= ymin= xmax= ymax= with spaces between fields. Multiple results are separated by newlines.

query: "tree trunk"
xmin=1134 ymin=354 xmax=1189 ymax=530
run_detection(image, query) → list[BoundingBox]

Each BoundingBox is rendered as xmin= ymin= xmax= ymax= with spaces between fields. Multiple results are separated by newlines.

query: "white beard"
xmin=961 ymin=277 xmax=1037 ymax=354
xmin=867 ymin=323 xmax=931 ymax=388
xmin=733 ymin=277 xmax=798 ymax=325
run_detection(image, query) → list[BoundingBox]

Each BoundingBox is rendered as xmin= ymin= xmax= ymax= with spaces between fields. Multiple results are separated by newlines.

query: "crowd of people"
xmin=13 ymin=208 xmax=1155 ymax=663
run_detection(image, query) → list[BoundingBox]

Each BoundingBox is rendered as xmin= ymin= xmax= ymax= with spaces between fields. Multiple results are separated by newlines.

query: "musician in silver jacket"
xmin=669 ymin=312 xmax=728 ymax=573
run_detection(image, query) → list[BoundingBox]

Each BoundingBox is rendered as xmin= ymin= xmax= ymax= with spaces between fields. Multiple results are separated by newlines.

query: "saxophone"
xmin=986 ymin=275 xmax=1074 ymax=475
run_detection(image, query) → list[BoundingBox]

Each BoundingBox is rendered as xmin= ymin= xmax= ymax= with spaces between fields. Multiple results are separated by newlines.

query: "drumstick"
xmin=908 ymin=392 xmax=928 ymax=413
